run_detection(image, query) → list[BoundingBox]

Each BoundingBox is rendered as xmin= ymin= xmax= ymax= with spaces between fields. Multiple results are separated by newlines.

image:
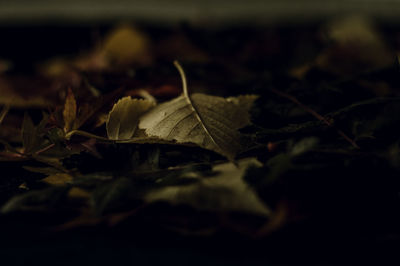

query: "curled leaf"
xmin=106 ymin=96 xmax=155 ymax=140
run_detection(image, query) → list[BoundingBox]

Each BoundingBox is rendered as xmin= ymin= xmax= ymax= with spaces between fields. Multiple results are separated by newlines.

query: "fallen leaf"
xmin=100 ymin=25 xmax=152 ymax=66
xmin=316 ymin=15 xmax=393 ymax=75
xmin=63 ymin=88 xmax=77 ymax=133
xmin=90 ymin=177 xmax=134 ymax=215
xmin=68 ymin=187 xmax=91 ymax=199
xmin=41 ymin=173 xmax=74 ymax=186
xmin=106 ymin=96 xmax=155 ymax=140
xmin=23 ymin=166 xmax=61 ymax=175
xmin=138 ymin=62 xmax=257 ymax=160
xmin=145 ymin=158 xmax=270 ymax=216
xmin=0 ymin=77 xmax=55 ymax=108
xmin=18 ymin=182 xmax=29 ymax=190
xmin=1 ymin=187 xmax=68 ymax=213
xmin=21 ymin=113 xmax=52 ymax=155
xmin=22 ymin=113 xmax=36 ymax=153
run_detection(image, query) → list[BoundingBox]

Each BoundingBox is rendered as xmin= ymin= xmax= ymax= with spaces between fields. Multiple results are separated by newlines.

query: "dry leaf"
xmin=68 ymin=187 xmax=91 ymax=199
xmin=63 ymin=88 xmax=77 ymax=133
xmin=41 ymin=173 xmax=73 ymax=186
xmin=145 ymin=158 xmax=270 ymax=216
xmin=100 ymin=25 xmax=152 ymax=66
xmin=0 ymin=77 xmax=53 ymax=108
xmin=316 ymin=16 xmax=393 ymax=75
xmin=138 ymin=62 xmax=257 ymax=160
xmin=1 ymin=187 xmax=67 ymax=213
xmin=22 ymin=113 xmax=48 ymax=154
xmin=106 ymin=96 xmax=155 ymax=140
xmin=18 ymin=182 xmax=29 ymax=190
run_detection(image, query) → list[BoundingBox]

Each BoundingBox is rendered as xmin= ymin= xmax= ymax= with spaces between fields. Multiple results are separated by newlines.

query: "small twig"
xmin=34 ymin=143 xmax=56 ymax=155
xmin=268 ymin=87 xmax=360 ymax=149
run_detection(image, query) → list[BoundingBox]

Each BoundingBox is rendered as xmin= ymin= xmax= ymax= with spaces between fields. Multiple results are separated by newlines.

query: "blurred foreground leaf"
xmin=145 ymin=158 xmax=271 ymax=216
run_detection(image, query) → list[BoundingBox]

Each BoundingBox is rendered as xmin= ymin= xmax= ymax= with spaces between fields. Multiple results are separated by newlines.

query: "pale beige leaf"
xmin=138 ymin=93 xmax=255 ymax=160
xmin=106 ymin=96 xmax=155 ymax=140
xmin=145 ymin=158 xmax=270 ymax=216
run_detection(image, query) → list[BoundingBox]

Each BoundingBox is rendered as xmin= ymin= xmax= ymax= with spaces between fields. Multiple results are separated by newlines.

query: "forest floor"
xmin=1 ymin=17 xmax=400 ymax=265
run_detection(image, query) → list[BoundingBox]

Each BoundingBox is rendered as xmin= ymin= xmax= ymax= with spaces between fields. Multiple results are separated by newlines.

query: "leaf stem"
xmin=35 ymin=143 xmax=55 ymax=155
xmin=173 ymin=60 xmax=189 ymax=98
xmin=173 ymin=61 xmax=223 ymax=157
xmin=65 ymin=130 xmax=112 ymax=142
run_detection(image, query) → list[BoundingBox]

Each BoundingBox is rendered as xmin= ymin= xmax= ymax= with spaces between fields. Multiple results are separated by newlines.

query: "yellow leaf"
xmin=63 ymin=88 xmax=77 ymax=133
xmin=68 ymin=187 xmax=91 ymax=199
xmin=41 ymin=173 xmax=73 ymax=186
xmin=316 ymin=16 xmax=393 ymax=75
xmin=101 ymin=25 xmax=152 ymax=65
xmin=106 ymin=96 xmax=155 ymax=140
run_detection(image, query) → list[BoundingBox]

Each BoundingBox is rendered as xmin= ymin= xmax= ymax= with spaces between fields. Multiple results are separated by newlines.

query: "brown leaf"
xmin=41 ymin=173 xmax=73 ymax=186
xmin=0 ymin=76 xmax=56 ymax=108
xmin=22 ymin=113 xmax=37 ymax=154
xmin=68 ymin=187 xmax=91 ymax=199
xmin=63 ymin=88 xmax=77 ymax=133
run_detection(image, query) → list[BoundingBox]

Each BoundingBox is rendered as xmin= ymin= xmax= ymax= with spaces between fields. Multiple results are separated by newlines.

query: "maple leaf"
xmin=138 ymin=61 xmax=258 ymax=160
xmin=22 ymin=113 xmax=50 ymax=155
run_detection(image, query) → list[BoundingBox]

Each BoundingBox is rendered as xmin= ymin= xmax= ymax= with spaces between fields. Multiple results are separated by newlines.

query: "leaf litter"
xmin=0 ymin=19 xmax=400 ymax=262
